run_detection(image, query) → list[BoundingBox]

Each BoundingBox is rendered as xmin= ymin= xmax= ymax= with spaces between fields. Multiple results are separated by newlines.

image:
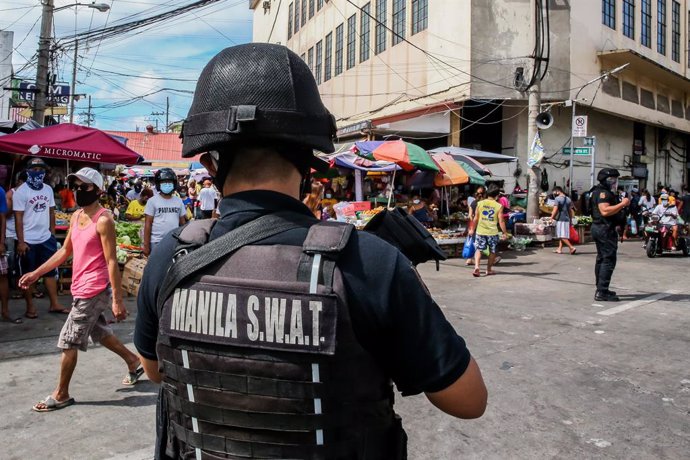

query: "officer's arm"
xmin=598 ymin=198 xmax=629 ymax=217
xmin=425 ymin=357 xmax=487 ymax=419
xmin=140 ymin=356 xmax=162 ymax=383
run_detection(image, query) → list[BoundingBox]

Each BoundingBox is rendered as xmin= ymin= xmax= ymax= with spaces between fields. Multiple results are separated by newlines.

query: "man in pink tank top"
xmin=19 ymin=168 xmax=145 ymax=412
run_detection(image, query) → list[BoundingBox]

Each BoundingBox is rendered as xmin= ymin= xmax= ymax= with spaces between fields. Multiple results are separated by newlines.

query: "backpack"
xmin=581 ymin=187 xmax=596 ymax=216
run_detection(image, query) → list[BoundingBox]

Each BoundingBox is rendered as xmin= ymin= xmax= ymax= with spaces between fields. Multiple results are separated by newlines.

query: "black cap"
xmin=26 ymin=157 xmax=48 ymax=169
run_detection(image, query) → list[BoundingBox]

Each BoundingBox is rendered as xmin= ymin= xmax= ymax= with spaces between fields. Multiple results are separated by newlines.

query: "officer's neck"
xmin=222 ymin=178 xmax=300 ymax=200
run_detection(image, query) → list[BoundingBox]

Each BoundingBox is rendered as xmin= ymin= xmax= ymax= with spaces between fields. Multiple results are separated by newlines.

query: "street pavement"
xmin=0 ymin=239 xmax=688 ymax=459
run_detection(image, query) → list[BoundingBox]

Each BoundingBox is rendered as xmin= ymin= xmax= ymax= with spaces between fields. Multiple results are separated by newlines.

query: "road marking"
xmin=597 ymin=291 xmax=680 ymax=316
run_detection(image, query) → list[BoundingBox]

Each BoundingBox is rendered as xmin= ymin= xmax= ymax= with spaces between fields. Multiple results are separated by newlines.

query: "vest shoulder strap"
xmin=297 ymin=222 xmax=354 ymax=289
xmin=171 ymin=219 xmax=217 ymax=258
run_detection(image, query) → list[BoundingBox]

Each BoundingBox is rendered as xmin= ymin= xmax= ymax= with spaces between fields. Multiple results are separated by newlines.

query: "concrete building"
xmin=0 ymin=31 xmax=14 ymax=120
xmin=250 ymin=0 xmax=690 ymax=192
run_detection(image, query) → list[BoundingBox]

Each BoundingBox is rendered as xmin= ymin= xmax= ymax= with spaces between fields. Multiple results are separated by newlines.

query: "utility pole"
xmin=33 ymin=0 xmax=55 ymax=124
xmin=69 ymin=40 xmax=78 ymax=123
xmin=165 ymin=97 xmax=169 ymax=133
xmin=86 ymin=95 xmax=92 ymax=126
xmin=525 ymin=0 xmax=541 ymax=222
xmin=151 ymin=111 xmax=165 ymax=131
xmin=526 ymin=84 xmax=541 ymax=222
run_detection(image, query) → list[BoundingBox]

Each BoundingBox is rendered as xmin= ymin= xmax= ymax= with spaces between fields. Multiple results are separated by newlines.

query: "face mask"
xmin=413 ymin=199 xmax=421 ymax=204
xmin=605 ymin=177 xmax=618 ymax=191
xmin=661 ymin=200 xmax=669 ymax=206
xmin=325 ymin=194 xmax=332 ymax=199
xmin=160 ymin=183 xmax=175 ymax=195
xmin=76 ymin=187 xmax=100 ymax=207
xmin=26 ymin=170 xmax=46 ymax=190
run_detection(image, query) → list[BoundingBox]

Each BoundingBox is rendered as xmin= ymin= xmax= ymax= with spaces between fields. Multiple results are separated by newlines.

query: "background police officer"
xmin=590 ymin=168 xmax=630 ymax=302
xmin=134 ymin=44 xmax=487 ymax=459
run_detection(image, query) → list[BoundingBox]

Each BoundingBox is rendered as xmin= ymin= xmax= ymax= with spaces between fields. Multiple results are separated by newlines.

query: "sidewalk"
xmin=0 ymin=295 xmax=157 ymax=460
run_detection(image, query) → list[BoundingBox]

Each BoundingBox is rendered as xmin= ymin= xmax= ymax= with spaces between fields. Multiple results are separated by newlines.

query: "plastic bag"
xmin=629 ymin=217 xmax=638 ymax=235
xmin=462 ymin=235 xmax=476 ymax=259
xmin=569 ymin=225 xmax=580 ymax=244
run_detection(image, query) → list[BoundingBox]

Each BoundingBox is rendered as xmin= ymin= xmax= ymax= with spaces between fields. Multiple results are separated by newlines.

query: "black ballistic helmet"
xmin=154 ymin=167 xmax=177 ymax=190
xmin=181 ymin=43 xmax=336 ymax=172
xmin=597 ymin=167 xmax=620 ymax=184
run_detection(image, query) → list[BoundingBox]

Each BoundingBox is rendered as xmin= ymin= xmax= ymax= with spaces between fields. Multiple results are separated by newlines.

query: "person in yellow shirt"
xmin=125 ymin=188 xmax=153 ymax=221
xmin=468 ymin=186 xmax=508 ymax=277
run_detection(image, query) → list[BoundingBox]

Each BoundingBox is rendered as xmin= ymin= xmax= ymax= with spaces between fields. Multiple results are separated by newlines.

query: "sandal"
xmin=24 ymin=312 xmax=38 ymax=319
xmin=472 ymin=268 xmax=481 ymax=277
xmin=1 ymin=316 xmax=23 ymax=324
xmin=486 ymin=270 xmax=497 ymax=276
xmin=32 ymin=395 xmax=75 ymax=412
xmin=570 ymin=247 xmax=577 ymax=255
xmin=32 ymin=291 xmax=45 ymax=299
xmin=122 ymin=366 xmax=145 ymax=385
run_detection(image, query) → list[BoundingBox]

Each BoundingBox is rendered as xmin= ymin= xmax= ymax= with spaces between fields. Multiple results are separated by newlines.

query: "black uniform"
xmin=135 ymin=191 xmax=472 ymax=458
xmin=590 ymin=185 xmax=624 ymax=295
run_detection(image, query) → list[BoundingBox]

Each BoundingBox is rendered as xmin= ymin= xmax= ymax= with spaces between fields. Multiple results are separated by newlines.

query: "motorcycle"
xmin=643 ymin=212 xmax=689 ymax=257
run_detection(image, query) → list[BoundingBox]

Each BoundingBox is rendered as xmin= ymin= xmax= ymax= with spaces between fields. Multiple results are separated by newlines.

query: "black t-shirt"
xmin=681 ymin=194 xmax=690 ymax=218
xmin=134 ymin=190 xmax=471 ymax=396
xmin=591 ymin=186 xmax=620 ymax=227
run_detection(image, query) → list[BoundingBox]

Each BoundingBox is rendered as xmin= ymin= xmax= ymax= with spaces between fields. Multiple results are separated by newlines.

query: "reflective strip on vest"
xmin=182 ymin=349 xmax=202 ymax=460
xmin=310 ymin=253 xmax=324 ymax=446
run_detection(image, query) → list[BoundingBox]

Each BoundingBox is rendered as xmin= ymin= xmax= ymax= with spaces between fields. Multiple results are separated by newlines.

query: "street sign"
xmin=583 ymin=136 xmax=596 ymax=147
xmin=562 ymin=147 xmax=592 ymax=156
xmin=572 ymin=115 xmax=588 ymax=137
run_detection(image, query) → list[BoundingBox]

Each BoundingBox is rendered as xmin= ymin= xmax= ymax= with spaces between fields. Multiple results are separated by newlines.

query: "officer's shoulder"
xmin=343 ymin=227 xmax=406 ymax=263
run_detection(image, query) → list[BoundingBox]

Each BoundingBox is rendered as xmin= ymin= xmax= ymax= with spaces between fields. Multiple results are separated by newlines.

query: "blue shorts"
xmin=474 ymin=234 xmax=499 ymax=254
xmin=19 ymin=236 xmax=58 ymax=277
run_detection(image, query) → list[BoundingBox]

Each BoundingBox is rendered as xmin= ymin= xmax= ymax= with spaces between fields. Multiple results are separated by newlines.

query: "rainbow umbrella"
xmin=354 ymin=140 xmax=439 ymax=171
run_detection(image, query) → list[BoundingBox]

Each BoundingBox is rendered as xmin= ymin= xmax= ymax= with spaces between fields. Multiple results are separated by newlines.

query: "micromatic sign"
xmin=28 ymin=144 xmax=102 ymax=161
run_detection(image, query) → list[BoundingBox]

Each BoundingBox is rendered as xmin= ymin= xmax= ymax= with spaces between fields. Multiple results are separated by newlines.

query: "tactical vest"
xmin=591 ymin=185 xmax=623 ymax=228
xmin=156 ymin=213 xmax=406 ymax=459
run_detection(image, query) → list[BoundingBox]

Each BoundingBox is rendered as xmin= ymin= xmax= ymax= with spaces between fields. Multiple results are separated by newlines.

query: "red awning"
xmin=0 ymin=123 xmax=144 ymax=165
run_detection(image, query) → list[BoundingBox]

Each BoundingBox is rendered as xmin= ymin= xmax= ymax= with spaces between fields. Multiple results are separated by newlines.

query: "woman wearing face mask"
xmin=321 ymin=187 xmax=338 ymax=208
xmin=20 ymin=167 xmax=144 ymax=412
xmin=408 ymin=195 xmax=433 ymax=225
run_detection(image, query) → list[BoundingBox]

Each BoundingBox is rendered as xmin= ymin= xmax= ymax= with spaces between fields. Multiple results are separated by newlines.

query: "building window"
xmin=360 ymin=3 xmax=371 ymax=63
xmin=671 ymin=1 xmax=680 ymax=61
xmin=301 ymin=0 xmax=307 ymax=27
xmin=347 ymin=14 xmax=357 ymax=69
xmin=315 ymin=40 xmax=323 ymax=84
xmin=412 ymin=0 xmax=428 ymax=35
xmin=335 ymin=24 xmax=344 ymax=76
xmin=641 ymin=0 xmax=652 ymax=47
xmin=324 ymin=32 xmax=333 ymax=82
xmin=300 ymin=53 xmax=305 ymax=61
xmin=602 ymin=0 xmax=615 ymax=29
xmin=392 ymin=0 xmax=406 ymax=45
xmin=307 ymin=46 xmax=314 ymax=73
xmin=623 ymin=0 xmax=634 ymax=38
xmin=657 ymin=0 xmax=666 ymax=55
xmin=309 ymin=0 xmax=314 ymax=18
xmin=288 ymin=2 xmax=293 ymax=39
xmin=375 ymin=0 xmax=387 ymax=54
xmin=317 ymin=0 xmax=323 ymax=11
xmin=294 ymin=0 xmax=300 ymax=33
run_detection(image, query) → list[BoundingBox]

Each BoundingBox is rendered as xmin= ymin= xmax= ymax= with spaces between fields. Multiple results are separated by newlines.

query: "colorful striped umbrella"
xmin=355 ymin=140 xmax=439 ymax=171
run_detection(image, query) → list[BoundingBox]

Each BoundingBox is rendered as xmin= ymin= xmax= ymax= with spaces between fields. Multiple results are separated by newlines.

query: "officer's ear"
xmin=199 ymin=152 xmax=218 ymax=177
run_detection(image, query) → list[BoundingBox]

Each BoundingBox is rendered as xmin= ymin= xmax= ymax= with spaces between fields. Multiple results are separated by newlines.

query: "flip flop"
xmin=32 ymin=395 xmax=75 ymax=412
xmin=32 ymin=291 xmax=45 ymax=299
xmin=486 ymin=270 xmax=497 ymax=276
xmin=552 ymin=250 xmax=562 ymax=254
xmin=472 ymin=268 xmax=481 ymax=277
xmin=122 ymin=366 xmax=145 ymax=385
xmin=570 ymin=248 xmax=577 ymax=255
xmin=48 ymin=308 xmax=71 ymax=314
xmin=1 ymin=316 xmax=23 ymax=324
xmin=24 ymin=312 xmax=38 ymax=319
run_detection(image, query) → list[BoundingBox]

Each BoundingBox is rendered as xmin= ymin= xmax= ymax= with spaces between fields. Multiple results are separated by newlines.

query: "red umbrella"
xmin=0 ymin=123 xmax=144 ymax=165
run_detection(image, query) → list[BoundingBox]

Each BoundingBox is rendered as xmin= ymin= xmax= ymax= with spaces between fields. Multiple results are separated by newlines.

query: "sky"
xmin=1 ymin=0 xmax=254 ymax=131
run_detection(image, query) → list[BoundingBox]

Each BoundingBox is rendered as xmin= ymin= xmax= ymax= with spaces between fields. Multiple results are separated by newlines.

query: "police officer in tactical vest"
xmin=590 ymin=168 xmax=630 ymax=302
xmin=133 ymin=44 xmax=487 ymax=459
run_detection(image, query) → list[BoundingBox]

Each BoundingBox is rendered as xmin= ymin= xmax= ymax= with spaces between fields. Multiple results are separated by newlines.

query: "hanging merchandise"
xmin=541 ymin=168 xmax=549 ymax=191
xmin=527 ymin=131 xmax=545 ymax=167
